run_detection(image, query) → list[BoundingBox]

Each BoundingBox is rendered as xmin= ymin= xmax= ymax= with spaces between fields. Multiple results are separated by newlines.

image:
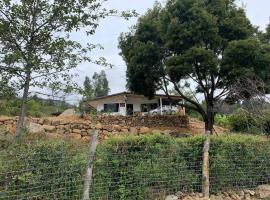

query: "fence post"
xmin=202 ymin=130 xmax=210 ymax=199
xmin=82 ymin=129 xmax=99 ymax=200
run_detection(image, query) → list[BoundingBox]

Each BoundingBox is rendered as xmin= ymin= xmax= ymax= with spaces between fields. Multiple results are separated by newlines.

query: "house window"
xmin=104 ymin=103 xmax=119 ymax=112
xmin=141 ymin=103 xmax=158 ymax=112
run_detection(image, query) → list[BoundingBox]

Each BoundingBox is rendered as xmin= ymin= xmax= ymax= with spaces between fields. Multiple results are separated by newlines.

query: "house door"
xmin=126 ymin=104 xmax=133 ymax=115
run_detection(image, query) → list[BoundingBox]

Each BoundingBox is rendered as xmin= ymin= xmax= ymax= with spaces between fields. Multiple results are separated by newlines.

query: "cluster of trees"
xmin=119 ymin=0 xmax=270 ymax=133
xmin=0 ymin=0 xmax=135 ymax=138
xmin=82 ymin=70 xmax=110 ymax=101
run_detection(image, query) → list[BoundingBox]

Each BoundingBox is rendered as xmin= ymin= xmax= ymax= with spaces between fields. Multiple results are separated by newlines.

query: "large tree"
xmin=0 ymin=0 xmax=133 ymax=138
xmin=119 ymin=0 xmax=270 ymax=133
xmin=83 ymin=76 xmax=95 ymax=101
xmin=92 ymin=70 xmax=110 ymax=97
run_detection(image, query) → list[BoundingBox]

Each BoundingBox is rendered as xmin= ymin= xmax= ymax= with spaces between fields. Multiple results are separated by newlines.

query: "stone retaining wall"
xmin=97 ymin=115 xmax=188 ymax=128
xmin=0 ymin=115 xmax=189 ymax=141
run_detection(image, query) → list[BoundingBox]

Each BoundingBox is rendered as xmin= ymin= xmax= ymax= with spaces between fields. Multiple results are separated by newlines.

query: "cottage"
xmin=87 ymin=92 xmax=185 ymax=116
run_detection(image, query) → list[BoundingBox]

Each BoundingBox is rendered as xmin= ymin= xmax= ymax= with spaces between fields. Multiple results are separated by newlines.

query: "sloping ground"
xmin=0 ymin=115 xmax=228 ymax=140
xmin=188 ymin=118 xmax=228 ymax=135
xmin=148 ymin=118 xmax=228 ymax=137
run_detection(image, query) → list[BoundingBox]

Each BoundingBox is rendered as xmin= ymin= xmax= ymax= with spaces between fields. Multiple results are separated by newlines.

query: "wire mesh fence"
xmin=0 ymin=134 xmax=270 ymax=200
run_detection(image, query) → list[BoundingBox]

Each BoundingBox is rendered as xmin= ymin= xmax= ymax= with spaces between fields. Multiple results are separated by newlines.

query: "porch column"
xmin=124 ymin=94 xmax=127 ymax=116
xmin=160 ymin=97 xmax=163 ymax=115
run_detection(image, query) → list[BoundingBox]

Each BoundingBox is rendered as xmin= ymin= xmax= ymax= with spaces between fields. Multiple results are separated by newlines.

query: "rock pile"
xmin=165 ymin=185 xmax=270 ymax=200
xmin=97 ymin=115 xmax=188 ymax=128
xmin=0 ymin=115 xmax=189 ymax=141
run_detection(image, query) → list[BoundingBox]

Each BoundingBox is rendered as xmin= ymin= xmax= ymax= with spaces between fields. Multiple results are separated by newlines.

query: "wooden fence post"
xmin=82 ymin=129 xmax=99 ymax=200
xmin=202 ymin=130 xmax=211 ymax=199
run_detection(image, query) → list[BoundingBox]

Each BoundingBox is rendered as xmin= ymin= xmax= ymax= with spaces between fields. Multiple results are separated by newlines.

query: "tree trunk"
xmin=15 ymin=71 xmax=31 ymax=139
xmin=82 ymin=129 xmax=99 ymax=200
xmin=202 ymin=105 xmax=214 ymax=198
xmin=202 ymin=130 xmax=211 ymax=198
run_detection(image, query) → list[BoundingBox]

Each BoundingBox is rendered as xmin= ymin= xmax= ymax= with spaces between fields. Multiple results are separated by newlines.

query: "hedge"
xmin=0 ymin=134 xmax=270 ymax=200
xmin=91 ymin=134 xmax=270 ymax=199
xmin=0 ymin=139 xmax=88 ymax=200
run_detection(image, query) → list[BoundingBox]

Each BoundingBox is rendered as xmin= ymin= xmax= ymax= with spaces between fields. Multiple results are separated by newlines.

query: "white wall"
xmin=91 ymin=95 xmax=126 ymax=115
xmin=90 ymin=95 xmax=161 ymax=116
xmin=127 ymin=96 xmax=158 ymax=113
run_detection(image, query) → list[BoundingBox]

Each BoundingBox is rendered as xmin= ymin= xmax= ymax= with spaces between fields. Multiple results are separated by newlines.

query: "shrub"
xmin=0 ymin=134 xmax=269 ymax=199
xmin=228 ymin=109 xmax=259 ymax=133
xmin=90 ymin=134 xmax=270 ymax=199
xmin=215 ymin=114 xmax=230 ymax=128
xmin=0 ymin=139 xmax=88 ymax=199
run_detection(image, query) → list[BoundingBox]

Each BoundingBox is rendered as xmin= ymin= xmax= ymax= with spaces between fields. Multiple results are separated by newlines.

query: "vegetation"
xmin=91 ymin=134 xmax=270 ymax=199
xmin=0 ymin=77 xmax=16 ymax=100
xmin=0 ymin=96 xmax=71 ymax=117
xmin=215 ymin=109 xmax=270 ymax=136
xmin=0 ymin=0 xmax=126 ymax=138
xmin=82 ymin=70 xmax=110 ymax=101
xmin=0 ymin=136 xmax=88 ymax=199
xmin=1 ymin=134 xmax=269 ymax=199
xmin=119 ymin=0 xmax=270 ymax=132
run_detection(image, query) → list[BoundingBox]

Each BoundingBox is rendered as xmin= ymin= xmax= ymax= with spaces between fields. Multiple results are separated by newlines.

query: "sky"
xmin=68 ymin=0 xmax=270 ymax=103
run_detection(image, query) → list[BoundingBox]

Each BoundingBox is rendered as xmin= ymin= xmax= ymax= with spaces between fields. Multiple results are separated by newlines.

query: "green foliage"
xmin=0 ymin=134 xmax=270 ymax=199
xmin=0 ymin=138 xmax=87 ymax=199
xmin=0 ymin=77 xmax=16 ymax=100
xmin=83 ymin=76 xmax=95 ymax=101
xmin=92 ymin=70 xmax=110 ymax=97
xmin=81 ymin=70 xmax=110 ymax=102
xmin=0 ymin=98 xmax=71 ymax=117
xmin=215 ymin=114 xmax=230 ymax=129
xmin=119 ymin=0 xmax=270 ymax=131
xmin=90 ymin=134 xmax=270 ymax=199
xmin=228 ymin=109 xmax=259 ymax=133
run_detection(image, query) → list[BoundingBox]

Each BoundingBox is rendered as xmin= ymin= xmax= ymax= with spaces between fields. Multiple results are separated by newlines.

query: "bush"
xmin=215 ymin=114 xmax=230 ymax=128
xmin=0 ymin=138 xmax=88 ymax=199
xmin=228 ymin=108 xmax=267 ymax=134
xmin=0 ymin=134 xmax=269 ymax=199
xmin=90 ymin=134 xmax=270 ymax=199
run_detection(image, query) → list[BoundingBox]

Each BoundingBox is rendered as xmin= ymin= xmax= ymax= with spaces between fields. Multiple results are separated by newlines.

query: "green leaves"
xmin=222 ymin=39 xmax=268 ymax=81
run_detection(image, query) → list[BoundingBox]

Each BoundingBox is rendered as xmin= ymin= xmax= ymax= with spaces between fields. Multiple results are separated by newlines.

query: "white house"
xmin=87 ymin=92 xmax=185 ymax=116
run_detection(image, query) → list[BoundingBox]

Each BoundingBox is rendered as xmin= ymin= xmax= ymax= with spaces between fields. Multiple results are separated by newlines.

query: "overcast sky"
xmin=68 ymin=0 xmax=270 ymax=102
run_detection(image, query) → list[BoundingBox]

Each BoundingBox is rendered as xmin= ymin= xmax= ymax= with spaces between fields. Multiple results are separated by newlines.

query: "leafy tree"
xmin=92 ymin=70 xmax=110 ymax=97
xmin=0 ymin=0 xmax=133 ymax=138
xmin=119 ymin=0 xmax=270 ymax=133
xmin=0 ymin=77 xmax=16 ymax=100
xmin=83 ymin=76 xmax=94 ymax=101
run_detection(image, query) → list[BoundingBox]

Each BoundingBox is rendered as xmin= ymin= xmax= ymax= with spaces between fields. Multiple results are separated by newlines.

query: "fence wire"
xmin=0 ymin=139 xmax=270 ymax=200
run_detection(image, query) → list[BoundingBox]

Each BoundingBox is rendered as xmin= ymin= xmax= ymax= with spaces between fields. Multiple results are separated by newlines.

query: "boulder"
xmin=81 ymin=136 xmax=91 ymax=143
xmin=68 ymin=133 xmax=82 ymax=140
xmin=129 ymin=127 xmax=138 ymax=134
xmin=256 ymin=185 xmax=270 ymax=199
xmin=43 ymin=118 xmax=51 ymax=125
xmin=81 ymin=130 xmax=88 ymax=137
xmin=28 ymin=122 xmax=45 ymax=134
xmin=165 ymin=195 xmax=178 ymax=200
xmin=72 ymin=129 xmax=81 ymax=134
xmin=113 ymin=124 xmax=122 ymax=131
xmin=139 ymin=127 xmax=150 ymax=134
xmin=51 ymin=120 xmax=60 ymax=126
xmin=43 ymin=125 xmax=56 ymax=132
xmin=95 ymin=123 xmax=103 ymax=130
xmin=121 ymin=128 xmax=129 ymax=133
xmin=59 ymin=109 xmax=76 ymax=117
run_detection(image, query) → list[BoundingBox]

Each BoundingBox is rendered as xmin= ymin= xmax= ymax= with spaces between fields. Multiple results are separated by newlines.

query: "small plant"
xmin=215 ymin=114 xmax=230 ymax=128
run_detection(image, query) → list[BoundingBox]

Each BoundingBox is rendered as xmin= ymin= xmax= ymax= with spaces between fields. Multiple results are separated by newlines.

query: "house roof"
xmin=87 ymin=91 xmax=183 ymax=102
